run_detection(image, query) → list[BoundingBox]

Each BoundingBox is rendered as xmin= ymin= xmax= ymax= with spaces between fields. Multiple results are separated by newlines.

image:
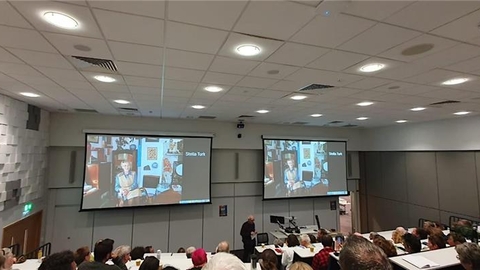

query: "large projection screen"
xmin=263 ymin=138 xmax=348 ymax=200
xmin=81 ymin=133 xmax=212 ymax=210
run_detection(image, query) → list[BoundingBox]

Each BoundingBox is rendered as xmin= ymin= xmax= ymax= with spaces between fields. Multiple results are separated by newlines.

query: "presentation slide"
xmin=263 ymin=139 xmax=348 ymax=200
xmin=81 ymin=134 xmax=212 ymax=210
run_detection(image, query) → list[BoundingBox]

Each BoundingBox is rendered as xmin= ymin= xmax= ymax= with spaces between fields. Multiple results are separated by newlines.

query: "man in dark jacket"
xmin=240 ymin=215 xmax=256 ymax=262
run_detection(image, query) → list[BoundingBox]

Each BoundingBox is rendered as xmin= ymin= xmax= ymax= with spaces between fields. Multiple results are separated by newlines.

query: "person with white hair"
xmin=112 ymin=246 xmax=131 ymax=270
xmin=203 ymin=253 xmax=247 ymax=270
xmin=1 ymin=248 xmax=16 ymax=270
xmin=240 ymin=215 xmax=256 ymax=262
xmin=216 ymin=241 xmax=230 ymax=253
xmin=391 ymin=227 xmax=407 ymax=244
xmin=300 ymin=234 xmax=313 ymax=249
xmin=185 ymin=247 xmax=196 ymax=259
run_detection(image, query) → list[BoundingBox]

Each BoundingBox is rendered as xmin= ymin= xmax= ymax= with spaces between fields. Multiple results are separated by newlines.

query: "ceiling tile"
xmin=94 ymin=9 xmax=164 ymax=46
xmin=165 ymin=49 xmax=214 ymax=70
xmin=8 ymin=49 xmax=73 ymax=69
xmin=411 ymin=44 xmax=480 ymax=69
xmin=209 ymin=56 xmax=260 ymax=75
xmin=347 ymin=90 xmax=387 ymax=100
xmin=202 ymin=72 xmax=243 ymax=86
xmin=285 ymin=68 xmax=364 ymax=86
xmin=268 ymin=80 xmax=311 ymax=92
xmin=124 ymin=76 xmax=161 ymax=88
xmin=248 ymin=63 xmax=300 ymax=80
xmin=11 ymin=1 xmax=103 ymax=38
xmin=166 ymin=22 xmax=228 ymax=54
xmin=116 ymin=61 xmax=162 ymax=78
xmin=8 ymin=74 xmax=56 ymax=87
xmin=291 ymin=13 xmax=375 ymax=48
xmin=445 ymin=56 xmax=480 ymax=73
xmin=0 ymin=26 xmax=56 ymax=53
xmin=0 ymin=1 xmax=32 ymax=28
xmin=0 ymin=62 xmax=43 ymax=77
xmin=343 ymin=1 xmax=413 ymax=21
xmin=307 ymin=50 xmax=369 ymax=72
xmin=385 ymin=1 xmax=480 ymax=32
xmin=266 ymin=43 xmax=329 ymax=67
xmin=346 ymin=78 xmax=392 ymax=90
xmin=234 ymin=1 xmax=315 ymax=40
xmin=374 ymin=82 xmax=438 ymax=96
xmin=374 ymin=63 xmax=432 ymax=80
xmin=418 ymin=88 xmax=478 ymax=100
xmin=163 ymin=89 xmax=192 ymax=98
xmin=255 ymin=90 xmax=289 ymax=99
xmin=227 ymin=87 xmax=263 ymax=96
xmin=0 ymin=48 xmax=22 ymax=64
xmin=236 ymin=76 xmax=278 ymax=89
xmin=219 ymin=94 xmax=250 ymax=102
xmin=91 ymin=82 xmax=130 ymax=93
xmin=164 ymin=80 xmax=198 ymax=91
xmin=164 ymin=67 xmax=205 ymax=83
xmin=109 ymin=41 xmax=163 ymax=65
xmin=89 ymin=1 xmax=165 ymax=18
xmin=404 ymin=69 xmax=465 ymax=85
xmin=35 ymin=66 xmax=86 ymax=82
xmin=218 ymin=33 xmax=284 ymax=61
xmin=378 ymin=34 xmax=459 ymax=62
xmin=44 ymin=33 xmax=113 ymax=59
xmin=129 ymin=86 xmax=160 ymax=95
xmin=168 ymin=1 xmax=247 ymax=30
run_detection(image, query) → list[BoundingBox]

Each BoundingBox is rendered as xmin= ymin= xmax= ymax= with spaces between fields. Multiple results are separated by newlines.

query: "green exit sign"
xmin=22 ymin=202 xmax=33 ymax=216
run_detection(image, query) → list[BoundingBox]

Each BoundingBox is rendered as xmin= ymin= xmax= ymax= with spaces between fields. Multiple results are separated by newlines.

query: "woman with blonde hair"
xmin=290 ymin=262 xmax=313 ymax=270
xmin=372 ymin=235 xmax=397 ymax=257
xmin=391 ymin=227 xmax=407 ymax=244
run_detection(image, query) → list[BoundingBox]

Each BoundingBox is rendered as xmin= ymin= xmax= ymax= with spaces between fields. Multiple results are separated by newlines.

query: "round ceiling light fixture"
xmin=114 ymin=99 xmax=130 ymax=104
xmin=191 ymin=105 xmax=206 ymax=109
xmin=43 ymin=11 xmax=79 ymax=29
xmin=204 ymin=86 xmax=223 ymax=93
xmin=235 ymin=44 xmax=261 ymax=56
xmin=94 ymin=75 xmax=116 ymax=83
xmin=359 ymin=63 xmax=385 ymax=73
xmin=20 ymin=92 xmax=40 ymax=98
xmin=442 ymin=78 xmax=470 ymax=85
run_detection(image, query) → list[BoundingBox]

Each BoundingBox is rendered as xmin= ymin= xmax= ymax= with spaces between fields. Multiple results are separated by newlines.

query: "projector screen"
xmin=263 ymin=138 xmax=348 ymax=200
xmin=81 ymin=133 xmax=212 ymax=210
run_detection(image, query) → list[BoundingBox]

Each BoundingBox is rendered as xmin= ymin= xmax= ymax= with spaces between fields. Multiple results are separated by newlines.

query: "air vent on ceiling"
xmin=329 ymin=120 xmax=343 ymax=124
xmin=292 ymin=121 xmax=309 ymax=125
xmin=299 ymin=83 xmax=334 ymax=91
xmin=342 ymin=124 xmax=358 ymax=128
xmin=71 ymin=56 xmax=117 ymax=72
xmin=238 ymin=115 xmax=255 ymax=118
xmin=429 ymin=100 xmax=460 ymax=106
xmin=119 ymin=107 xmax=138 ymax=112
xmin=74 ymin=108 xmax=98 ymax=113
xmin=198 ymin=115 xmax=216 ymax=119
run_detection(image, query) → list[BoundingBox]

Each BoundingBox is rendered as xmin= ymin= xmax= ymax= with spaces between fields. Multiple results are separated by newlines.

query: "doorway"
xmin=2 ymin=211 xmax=42 ymax=255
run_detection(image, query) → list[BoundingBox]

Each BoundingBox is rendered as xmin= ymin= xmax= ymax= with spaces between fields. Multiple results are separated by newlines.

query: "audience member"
xmin=312 ymin=235 xmax=334 ymax=270
xmin=1 ymin=248 xmax=16 ymax=270
xmin=412 ymin=228 xmax=428 ymax=240
xmin=74 ymin=247 xmax=92 ymax=266
xmin=402 ymin=233 xmax=421 ymax=254
xmin=0 ymin=253 xmax=5 ymax=270
xmin=259 ymin=249 xmax=277 ymax=270
xmin=339 ymin=235 xmax=392 ymax=270
xmin=369 ymin=232 xmax=379 ymax=240
xmin=447 ymin=233 xmax=466 ymax=247
xmin=130 ymin=247 xmax=145 ymax=261
xmin=144 ymin=246 xmax=154 ymax=254
xmin=455 ymin=243 xmax=480 ymax=270
xmin=289 ymin=262 xmax=313 ymax=270
xmin=41 ymin=251 xmax=76 ymax=270
xmin=190 ymin=248 xmax=207 ymax=270
xmin=427 ymin=233 xmax=446 ymax=250
xmin=216 ymin=241 xmax=230 ymax=253
xmin=111 ymin=246 xmax=131 ymax=270
xmin=273 ymin=239 xmax=284 ymax=248
xmin=138 ymin=257 xmax=159 ymax=270
xmin=78 ymin=241 xmax=120 ymax=270
xmin=281 ymin=234 xmax=300 ymax=270
xmin=452 ymin=219 xmax=474 ymax=240
xmin=176 ymin=248 xmax=185 ymax=253
xmin=162 ymin=267 xmax=178 ymax=270
xmin=316 ymin=229 xmax=329 ymax=242
xmin=203 ymin=252 xmax=247 ymax=270
xmin=308 ymin=234 xmax=317 ymax=244
xmin=185 ymin=247 xmax=196 ymax=259
xmin=300 ymin=234 xmax=313 ymax=248
xmin=372 ymin=236 xmax=397 ymax=257
xmin=391 ymin=227 xmax=406 ymax=244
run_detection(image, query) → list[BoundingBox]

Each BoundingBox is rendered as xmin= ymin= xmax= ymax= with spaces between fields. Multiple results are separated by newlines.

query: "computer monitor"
xmin=270 ymin=215 xmax=285 ymax=225
xmin=315 ymin=214 xmax=321 ymax=230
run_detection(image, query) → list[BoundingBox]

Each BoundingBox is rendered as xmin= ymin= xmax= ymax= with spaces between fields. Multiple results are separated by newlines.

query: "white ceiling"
xmin=1 ymin=0 xmax=480 ymax=128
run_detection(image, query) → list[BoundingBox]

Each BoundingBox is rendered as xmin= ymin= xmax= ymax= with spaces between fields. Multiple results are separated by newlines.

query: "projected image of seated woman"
xmin=284 ymin=159 xmax=303 ymax=195
xmin=115 ymin=161 xmax=141 ymax=206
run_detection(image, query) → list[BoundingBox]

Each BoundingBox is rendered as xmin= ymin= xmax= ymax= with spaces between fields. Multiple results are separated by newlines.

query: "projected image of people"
xmin=263 ymin=139 xmax=347 ymax=199
xmin=82 ymin=135 xmax=211 ymax=210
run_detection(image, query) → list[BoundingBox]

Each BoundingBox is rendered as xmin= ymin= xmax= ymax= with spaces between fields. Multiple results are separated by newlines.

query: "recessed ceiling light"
xmin=114 ymin=99 xmax=130 ymax=104
xmin=410 ymin=107 xmax=426 ymax=111
xmin=357 ymin=101 xmax=374 ymax=107
xmin=396 ymin=120 xmax=408 ymax=123
xmin=204 ymin=86 xmax=223 ymax=93
xmin=359 ymin=63 xmax=385 ymax=73
xmin=94 ymin=75 xmax=116 ymax=83
xmin=20 ymin=92 xmax=40 ymax=98
xmin=42 ymin=11 xmax=79 ymax=29
xmin=454 ymin=111 xmax=471 ymax=115
xmin=356 ymin=117 xmax=369 ymax=121
xmin=290 ymin=95 xmax=307 ymax=100
xmin=311 ymin=114 xmax=323 ymax=117
xmin=191 ymin=105 xmax=205 ymax=109
xmin=442 ymin=78 xmax=470 ymax=85
xmin=236 ymin=44 xmax=261 ymax=56
xmin=256 ymin=109 xmax=269 ymax=114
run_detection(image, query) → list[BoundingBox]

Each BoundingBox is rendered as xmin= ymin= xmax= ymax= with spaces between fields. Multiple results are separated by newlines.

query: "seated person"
xmin=299 ymin=234 xmax=313 ymax=249
xmin=138 ymin=257 xmax=159 ymax=270
xmin=186 ymin=247 xmax=196 ymax=259
xmin=190 ymin=249 xmax=207 ymax=270
xmin=391 ymin=227 xmax=406 ymax=244
xmin=281 ymin=234 xmax=300 ymax=270
xmin=427 ymin=233 xmax=446 ymax=250
xmin=412 ymin=227 xmax=428 ymax=240
xmin=312 ymin=235 xmax=334 ymax=270
xmin=284 ymin=159 xmax=299 ymax=192
xmin=111 ymin=246 xmax=131 ymax=270
xmin=144 ymin=246 xmax=154 ymax=254
xmin=129 ymin=246 xmax=145 ymax=261
xmin=372 ymin=235 xmax=397 ymax=257
xmin=259 ymin=249 xmax=277 ymax=270
xmin=451 ymin=219 xmax=474 ymax=240
xmin=402 ymin=233 xmax=421 ymax=254
xmin=41 ymin=250 xmax=76 ymax=270
xmin=74 ymin=247 xmax=92 ymax=266
xmin=78 ymin=241 xmax=120 ymax=270
xmin=115 ymin=161 xmax=140 ymax=204
xmin=177 ymin=247 xmax=185 ymax=253
xmin=455 ymin=243 xmax=480 ymax=270
xmin=216 ymin=241 xmax=230 ymax=253
xmin=1 ymin=248 xmax=15 ymax=270
xmin=338 ymin=235 xmax=391 ymax=270
xmin=447 ymin=232 xmax=466 ymax=247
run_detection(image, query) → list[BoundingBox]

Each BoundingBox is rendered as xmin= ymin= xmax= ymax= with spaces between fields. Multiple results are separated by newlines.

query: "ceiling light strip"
xmin=160 ymin=2 xmax=169 ymax=118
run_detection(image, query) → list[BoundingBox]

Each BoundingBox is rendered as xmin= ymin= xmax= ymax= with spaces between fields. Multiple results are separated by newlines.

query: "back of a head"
xmin=402 ymin=233 xmax=421 ymax=253
xmin=339 ymin=235 xmax=392 ymax=270
xmin=300 ymin=234 xmax=311 ymax=246
xmin=186 ymin=247 xmax=196 ymax=259
xmin=260 ymin=249 xmax=277 ymax=270
xmin=415 ymin=228 xmax=428 ymax=240
xmin=42 ymin=251 xmax=75 ymax=270
xmin=74 ymin=246 xmax=90 ymax=266
xmin=321 ymin=235 xmax=334 ymax=248
xmin=287 ymin=234 xmax=300 ymax=247
xmin=94 ymin=242 xmax=113 ymax=262
xmin=372 ymin=237 xmax=397 ymax=257
xmin=203 ymin=253 xmax=247 ymax=270
xmin=216 ymin=241 xmax=230 ymax=253
xmin=308 ymin=234 xmax=317 ymax=244
xmin=113 ymin=246 xmax=131 ymax=259
xmin=289 ymin=262 xmax=313 ymax=270
xmin=139 ymin=256 xmax=159 ymax=270
xmin=0 ymin=253 xmax=5 ymax=269
xmin=130 ymin=246 xmax=146 ymax=260
xmin=455 ymin=242 xmax=480 ymax=270
xmin=191 ymin=248 xmax=207 ymax=267
xmin=428 ymin=233 xmax=446 ymax=249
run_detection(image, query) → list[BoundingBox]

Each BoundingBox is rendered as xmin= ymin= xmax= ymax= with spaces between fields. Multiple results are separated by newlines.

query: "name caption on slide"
xmin=185 ymin=151 xmax=207 ymax=157
xmin=328 ymin=152 xmax=343 ymax=156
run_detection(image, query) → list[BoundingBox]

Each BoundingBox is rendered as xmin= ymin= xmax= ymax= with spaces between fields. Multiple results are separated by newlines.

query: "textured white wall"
xmin=0 ymin=94 xmax=49 ymax=242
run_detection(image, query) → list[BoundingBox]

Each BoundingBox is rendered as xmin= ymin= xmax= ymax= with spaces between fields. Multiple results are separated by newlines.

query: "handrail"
xmin=20 ymin=243 xmax=51 ymax=259
xmin=7 ymin=243 xmax=20 ymax=257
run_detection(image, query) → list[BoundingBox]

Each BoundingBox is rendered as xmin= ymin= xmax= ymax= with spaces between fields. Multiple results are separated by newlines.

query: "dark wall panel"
xmin=408 ymin=204 xmax=440 ymax=228
xmin=381 ymin=152 xmax=407 ymax=202
xmin=365 ymin=152 xmax=383 ymax=197
xmin=406 ymin=152 xmax=439 ymax=209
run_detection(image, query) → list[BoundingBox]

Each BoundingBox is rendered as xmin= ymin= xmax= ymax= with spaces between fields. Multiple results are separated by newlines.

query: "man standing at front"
xmin=240 ymin=215 xmax=256 ymax=262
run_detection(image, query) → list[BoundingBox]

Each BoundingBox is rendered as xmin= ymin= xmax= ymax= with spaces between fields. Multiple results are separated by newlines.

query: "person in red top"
xmin=311 ymin=235 xmax=334 ymax=270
